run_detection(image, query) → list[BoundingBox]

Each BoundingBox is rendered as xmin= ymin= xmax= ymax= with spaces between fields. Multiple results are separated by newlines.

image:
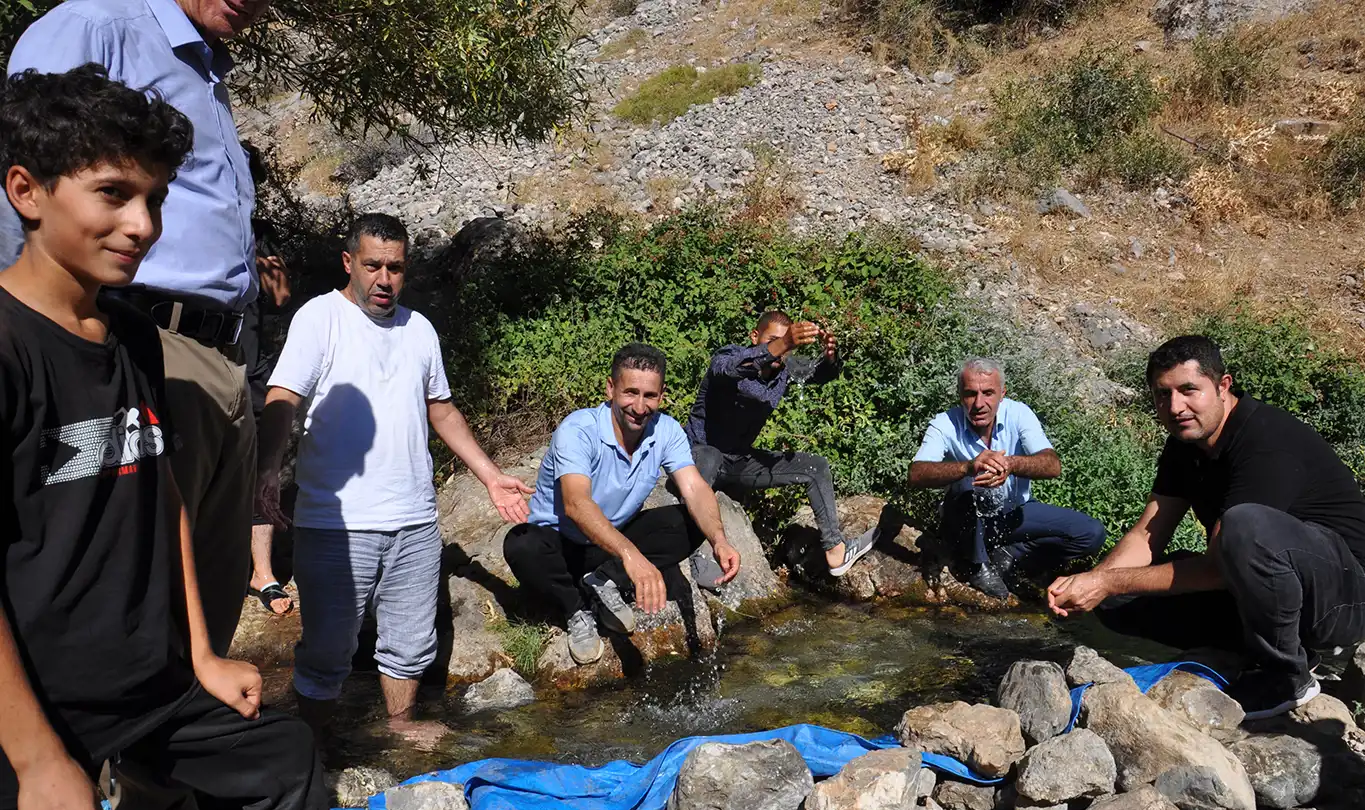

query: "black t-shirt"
xmin=1152 ymin=396 xmax=1365 ymax=562
xmin=0 ymin=287 xmax=193 ymax=767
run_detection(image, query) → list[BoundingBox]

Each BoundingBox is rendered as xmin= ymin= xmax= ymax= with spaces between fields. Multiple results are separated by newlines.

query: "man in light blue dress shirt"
xmin=909 ymin=358 xmax=1105 ymax=600
xmin=5 ymin=0 xmax=273 ymax=656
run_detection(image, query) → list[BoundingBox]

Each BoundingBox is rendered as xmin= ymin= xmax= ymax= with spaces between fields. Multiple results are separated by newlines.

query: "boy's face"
xmin=7 ymin=160 xmax=170 ymax=288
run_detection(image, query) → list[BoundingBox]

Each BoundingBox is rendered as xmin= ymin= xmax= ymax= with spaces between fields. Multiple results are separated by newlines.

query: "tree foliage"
xmin=2 ymin=0 xmax=588 ymax=145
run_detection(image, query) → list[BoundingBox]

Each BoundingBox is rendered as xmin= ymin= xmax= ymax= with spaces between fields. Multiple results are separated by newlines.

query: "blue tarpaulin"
xmin=360 ymin=660 xmax=1229 ymax=810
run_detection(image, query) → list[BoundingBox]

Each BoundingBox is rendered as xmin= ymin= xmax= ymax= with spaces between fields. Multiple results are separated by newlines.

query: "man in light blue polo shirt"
xmin=909 ymin=358 xmax=1105 ymax=600
xmin=505 ymin=343 xmax=742 ymax=665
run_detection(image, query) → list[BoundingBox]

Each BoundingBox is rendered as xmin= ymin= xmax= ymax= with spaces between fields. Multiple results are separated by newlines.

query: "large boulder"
xmin=383 ymin=781 xmax=469 ymax=810
xmin=1089 ymin=785 xmax=1180 ymax=810
xmin=1146 ymin=671 xmax=1244 ymax=743
xmin=804 ymin=748 xmax=922 ymax=810
xmin=896 ymin=702 xmax=1026 ymax=779
xmin=997 ymin=660 xmax=1073 ymax=745
xmin=1015 ymin=728 xmax=1117 ymax=805
xmin=668 ymin=739 xmax=813 ymax=810
xmin=1079 ymin=682 xmax=1254 ymax=810
xmin=1227 ymin=734 xmax=1321 ymax=809
xmin=1150 ymin=0 xmax=1308 ymax=40
xmin=776 ymin=496 xmax=1014 ymax=609
xmin=931 ymin=781 xmax=996 ymax=810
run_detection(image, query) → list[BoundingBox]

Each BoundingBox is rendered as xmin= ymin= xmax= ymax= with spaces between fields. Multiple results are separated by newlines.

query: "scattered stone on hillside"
xmin=1273 ymin=118 xmax=1339 ymax=138
xmin=932 ymin=780 xmax=996 ymax=810
xmin=896 ymin=702 xmax=1026 ymax=779
xmin=997 ymin=660 xmax=1073 ymax=745
xmin=1151 ymin=0 xmax=1310 ymax=41
xmin=804 ymin=748 xmax=921 ymax=810
xmin=383 ymin=781 xmax=470 ymax=810
xmin=461 ymin=668 xmax=535 ymax=713
xmin=331 ymin=767 xmax=399 ymax=808
xmin=1089 ymin=784 xmax=1180 ymax=810
xmin=667 ymin=739 xmax=813 ymax=810
xmin=932 ymin=70 xmax=956 ymax=85
xmin=1068 ymin=302 xmax=1154 ymax=355
xmin=1146 ymin=670 xmax=1244 ymax=742
xmin=1066 ymin=646 xmax=1136 ymax=689
xmin=1037 ymin=188 xmax=1091 ymax=219
xmin=1228 ymin=735 xmax=1322 ymax=809
xmin=1079 ymin=682 xmax=1254 ymax=810
xmin=1015 ymin=728 xmax=1117 ymax=805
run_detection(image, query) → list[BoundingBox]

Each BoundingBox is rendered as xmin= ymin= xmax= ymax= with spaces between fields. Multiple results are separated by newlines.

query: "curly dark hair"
xmin=0 ymin=64 xmax=194 ymax=193
xmin=611 ymin=342 xmax=667 ymax=382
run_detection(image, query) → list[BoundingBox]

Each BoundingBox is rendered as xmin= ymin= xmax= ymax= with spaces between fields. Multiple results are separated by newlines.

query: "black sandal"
xmin=248 ymin=581 xmax=294 ymax=616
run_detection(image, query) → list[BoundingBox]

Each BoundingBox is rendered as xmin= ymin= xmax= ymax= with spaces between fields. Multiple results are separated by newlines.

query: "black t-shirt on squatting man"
xmin=0 ymin=286 xmax=195 ymax=789
xmin=1152 ymin=395 xmax=1365 ymax=565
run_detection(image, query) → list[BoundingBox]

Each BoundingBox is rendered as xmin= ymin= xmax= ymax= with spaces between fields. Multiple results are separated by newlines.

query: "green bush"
xmin=613 ymin=64 xmax=761 ymax=125
xmin=1183 ymin=31 xmax=1275 ymax=107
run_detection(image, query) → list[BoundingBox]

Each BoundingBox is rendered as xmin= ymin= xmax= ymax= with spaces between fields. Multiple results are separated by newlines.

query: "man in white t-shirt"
xmin=255 ymin=213 xmax=531 ymax=747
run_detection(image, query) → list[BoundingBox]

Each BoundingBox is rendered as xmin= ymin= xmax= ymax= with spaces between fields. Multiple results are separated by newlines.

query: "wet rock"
xmin=1089 ymin=785 xmax=1179 ymax=810
xmin=896 ymin=701 xmax=1026 ymax=779
xmin=384 ymin=781 xmax=470 ymax=810
xmin=668 ymin=739 xmax=813 ymax=810
xmin=1015 ymin=728 xmax=1117 ymax=804
xmin=461 ymin=668 xmax=535 ymax=712
xmin=331 ymin=767 xmax=398 ymax=808
xmin=931 ymin=780 xmax=996 ymax=810
xmin=804 ymin=748 xmax=921 ymax=810
xmin=709 ymin=492 xmax=785 ymax=608
xmin=997 ymin=660 xmax=1073 ymax=744
xmin=1037 ymin=188 xmax=1091 ymax=219
xmin=1227 ymin=734 xmax=1321 ymax=809
xmin=1066 ymin=646 xmax=1136 ymax=689
xmin=1080 ymin=682 xmax=1254 ymax=809
xmin=1146 ymin=671 xmax=1244 ymax=741
xmin=1151 ymin=0 xmax=1309 ymax=40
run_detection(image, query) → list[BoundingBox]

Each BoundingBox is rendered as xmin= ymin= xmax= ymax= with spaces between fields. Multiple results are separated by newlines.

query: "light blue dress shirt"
xmin=529 ymin=403 xmax=696 ymax=544
xmin=912 ymin=398 xmax=1055 ymax=511
xmin=3 ymin=0 xmax=258 ymax=310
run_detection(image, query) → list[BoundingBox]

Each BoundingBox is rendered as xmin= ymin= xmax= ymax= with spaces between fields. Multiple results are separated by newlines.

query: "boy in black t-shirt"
xmin=0 ymin=66 xmax=323 ymax=808
xmin=1046 ymin=335 xmax=1365 ymax=720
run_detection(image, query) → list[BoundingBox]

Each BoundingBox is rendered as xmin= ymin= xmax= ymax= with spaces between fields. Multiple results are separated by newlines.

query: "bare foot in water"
xmin=387 ymin=718 xmax=451 ymax=751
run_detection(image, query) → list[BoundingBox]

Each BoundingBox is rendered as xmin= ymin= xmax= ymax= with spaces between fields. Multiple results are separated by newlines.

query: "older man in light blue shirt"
xmin=506 ymin=343 xmax=741 ymax=666
xmin=909 ymin=358 xmax=1105 ymax=600
xmin=5 ymin=0 xmax=273 ymax=656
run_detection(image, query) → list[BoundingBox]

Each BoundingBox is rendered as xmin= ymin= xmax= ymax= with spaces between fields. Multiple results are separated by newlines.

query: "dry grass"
xmin=736 ymin=143 xmax=805 ymax=223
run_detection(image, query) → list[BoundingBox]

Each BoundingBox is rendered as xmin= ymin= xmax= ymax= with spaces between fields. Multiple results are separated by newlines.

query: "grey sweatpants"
xmin=292 ymin=521 xmax=443 ymax=701
xmin=692 ymin=444 xmax=846 ymax=550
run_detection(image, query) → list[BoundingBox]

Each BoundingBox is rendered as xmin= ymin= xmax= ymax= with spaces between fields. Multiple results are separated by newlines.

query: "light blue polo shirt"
xmin=529 ymin=403 xmax=695 ymax=543
xmin=912 ymin=398 xmax=1054 ymax=511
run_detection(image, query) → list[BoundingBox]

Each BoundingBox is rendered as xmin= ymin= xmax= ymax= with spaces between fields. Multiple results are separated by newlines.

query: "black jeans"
xmin=693 ymin=444 xmax=844 ymax=551
xmin=503 ymin=506 xmax=706 ymax=621
xmin=941 ymin=490 xmax=1106 ymax=568
xmin=0 ymin=687 xmax=325 ymax=810
xmin=1098 ymin=503 xmax=1365 ymax=678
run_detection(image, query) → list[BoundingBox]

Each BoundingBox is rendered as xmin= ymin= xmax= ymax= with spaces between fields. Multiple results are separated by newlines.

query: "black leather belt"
xmin=106 ymin=287 xmax=244 ymax=347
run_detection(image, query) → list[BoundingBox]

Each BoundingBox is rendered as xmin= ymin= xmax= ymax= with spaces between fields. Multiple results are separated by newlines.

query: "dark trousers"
xmin=1098 ymin=503 xmax=1365 ymax=678
xmin=693 ymin=444 xmax=844 ymax=551
xmin=942 ymin=490 xmax=1106 ymax=568
xmin=503 ymin=506 xmax=706 ymax=621
xmin=0 ymin=687 xmax=325 ymax=810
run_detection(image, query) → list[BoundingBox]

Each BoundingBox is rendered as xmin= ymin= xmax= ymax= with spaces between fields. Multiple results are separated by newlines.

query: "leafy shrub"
xmin=1181 ymin=31 xmax=1275 ymax=107
xmin=613 ymin=64 xmax=761 ymax=125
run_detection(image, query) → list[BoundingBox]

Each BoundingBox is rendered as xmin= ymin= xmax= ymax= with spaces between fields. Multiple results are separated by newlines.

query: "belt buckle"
xmin=225 ymin=312 xmax=243 ymax=346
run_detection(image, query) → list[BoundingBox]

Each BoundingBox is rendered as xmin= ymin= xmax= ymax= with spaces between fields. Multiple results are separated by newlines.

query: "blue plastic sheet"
xmin=360 ymin=660 xmax=1230 ymax=810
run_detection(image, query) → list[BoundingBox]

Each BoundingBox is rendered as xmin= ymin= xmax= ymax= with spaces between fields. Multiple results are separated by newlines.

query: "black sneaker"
xmin=1227 ymin=668 xmax=1321 ymax=720
xmin=967 ymin=562 xmax=1010 ymax=600
xmin=987 ymin=545 xmax=1019 ymax=586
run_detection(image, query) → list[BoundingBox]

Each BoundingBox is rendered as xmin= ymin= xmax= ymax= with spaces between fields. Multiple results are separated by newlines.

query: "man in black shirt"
xmin=1048 ymin=335 xmax=1365 ymax=719
xmin=0 ymin=66 xmax=322 ymax=808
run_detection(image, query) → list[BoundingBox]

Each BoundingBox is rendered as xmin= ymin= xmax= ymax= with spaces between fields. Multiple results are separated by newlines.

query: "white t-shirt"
xmin=268 ymin=290 xmax=451 ymax=531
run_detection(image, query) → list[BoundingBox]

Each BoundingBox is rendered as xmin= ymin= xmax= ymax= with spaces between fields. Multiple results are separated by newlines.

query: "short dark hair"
xmin=610 ymin=342 xmax=667 ymax=382
xmin=345 ymin=212 xmax=408 ymax=254
xmin=1146 ymin=335 xmax=1227 ymax=386
xmin=756 ymin=310 xmax=793 ymax=333
xmin=0 ymin=64 xmax=193 ymax=195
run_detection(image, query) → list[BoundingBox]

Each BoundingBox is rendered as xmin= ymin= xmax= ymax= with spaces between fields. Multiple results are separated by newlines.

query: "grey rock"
xmin=1080 ymin=682 xmax=1254 ymax=809
xmin=931 ymin=780 xmax=996 ymax=810
xmin=1273 ymin=118 xmax=1338 ymax=138
xmin=1067 ymin=646 xmax=1137 ymax=689
xmin=911 ymin=767 xmax=937 ymax=801
xmin=331 ymin=767 xmax=399 ymax=808
xmin=384 ymin=781 xmax=469 ymax=810
xmin=997 ymin=660 xmax=1073 ymax=745
xmin=668 ymin=739 xmax=813 ymax=810
xmin=1151 ymin=0 xmax=1310 ymax=40
xmin=1228 ymin=734 xmax=1321 ymax=808
xmin=1015 ymin=728 xmax=1117 ymax=804
xmin=1129 ymin=237 xmax=1145 ymax=259
xmin=896 ymin=702 xmax=1026 ymax=779
xmin=804 ymin=748 xmax=921 ymax=810
xmin=1037 ymin=188 xmax=1091 ymax=219
xmin=1090 ymin=785 xmax=1180 ymax=810
xmin=931 ymin=71 xmax=956 ymax=85
xmin=462 ymin=668 xmax=535 ymax=713
xmin=1146 ymin=670 xmax=1244 ymax=738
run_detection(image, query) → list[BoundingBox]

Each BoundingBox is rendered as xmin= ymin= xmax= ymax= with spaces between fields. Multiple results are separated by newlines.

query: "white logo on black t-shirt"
xmin=39 ymin=403 xmax=167 ymax=486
